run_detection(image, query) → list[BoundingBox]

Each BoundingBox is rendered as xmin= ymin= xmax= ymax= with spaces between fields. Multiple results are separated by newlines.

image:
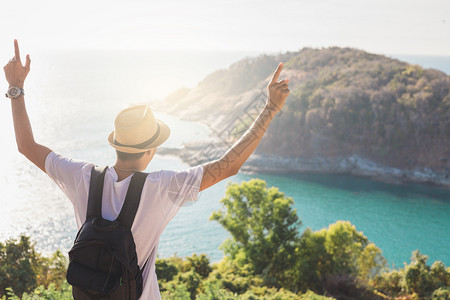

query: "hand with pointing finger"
xmin=267 ymin=62 xmax=290 ymax=113
xmin=3 ymin=39 xmax=31 ymax=88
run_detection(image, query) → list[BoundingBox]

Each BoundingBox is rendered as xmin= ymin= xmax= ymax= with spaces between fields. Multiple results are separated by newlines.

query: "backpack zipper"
xmin=102 ymin=256 xmax=115 ymax=292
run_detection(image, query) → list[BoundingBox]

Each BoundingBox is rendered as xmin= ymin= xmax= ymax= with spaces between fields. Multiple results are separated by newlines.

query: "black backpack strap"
xmin=117 ymin=171 xmax=148 ymax=229
xmin=86 ymin=166 xmax=108 ymax=219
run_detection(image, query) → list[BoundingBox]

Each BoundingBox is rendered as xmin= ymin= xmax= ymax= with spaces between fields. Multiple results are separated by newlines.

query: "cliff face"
xmin=157 ymin=47 xmax=450 ymax=186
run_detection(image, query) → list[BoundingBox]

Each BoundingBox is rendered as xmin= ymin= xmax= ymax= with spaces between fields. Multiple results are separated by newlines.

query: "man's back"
xmin=45 ymin=152 xmax=203 ymax=299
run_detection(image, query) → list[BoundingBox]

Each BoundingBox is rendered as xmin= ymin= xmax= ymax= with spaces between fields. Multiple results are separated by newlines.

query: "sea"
xmin=0 ymin=50 xmax=449 ymax=269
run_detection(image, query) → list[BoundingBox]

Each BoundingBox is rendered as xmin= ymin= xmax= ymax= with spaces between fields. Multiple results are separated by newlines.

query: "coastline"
xmin=242 ymin=153 xmax=450 ymax=188
xmin=153 ymin=108 xmax=450 ymax=189
xmin=158 ymin=145 xmax=450 ymax=189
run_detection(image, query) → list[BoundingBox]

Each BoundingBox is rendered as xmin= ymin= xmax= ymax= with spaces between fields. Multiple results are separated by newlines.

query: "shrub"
xmin=156 ymin=257 xmax=179 ymax=283
xmin=0 ymin=235 xmax=67 ymax=298
xmin=0 ymin=235 xmax=40 ymax=296
xmin=186 ymin=254 xmax=212 ymax=279
xmin=373 ymin=250 xmax=449 ymax=299
xmin=431 ymin=287 xmax=450 ymax=300
xmin=404 ymin=251 xmax=450 ymax=298
xmin=207 ymin=258 xmax=261 ymax=295
xmin=0 ymin=282 xmax=72 ymax=300
xmin=161 ymin=281 xmax=190 ymax=300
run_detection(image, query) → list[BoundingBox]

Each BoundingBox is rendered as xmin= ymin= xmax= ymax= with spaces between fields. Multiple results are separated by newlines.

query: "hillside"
xmin=156 ymin=47 xmax=450 ymax=187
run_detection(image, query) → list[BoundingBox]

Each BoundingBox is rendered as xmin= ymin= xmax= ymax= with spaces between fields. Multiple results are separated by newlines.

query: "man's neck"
xmin=113 ymin=160 xmax=145 ymax=181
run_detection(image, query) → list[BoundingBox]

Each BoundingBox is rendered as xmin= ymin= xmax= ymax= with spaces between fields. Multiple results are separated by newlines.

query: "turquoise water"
xmin=239 ymin=173 xmax=449 ymax=267
xmin=0 ymin=50 xmax=448 ymax=269
xmin=160 ymin=171 xmax=450 ymax=267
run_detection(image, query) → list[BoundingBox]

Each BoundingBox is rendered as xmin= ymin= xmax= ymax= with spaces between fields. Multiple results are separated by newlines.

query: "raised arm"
xmin=4 ymin=40 xmax=52 ymax=172
xmin=200 ymin=62 xmax=290 ymax=191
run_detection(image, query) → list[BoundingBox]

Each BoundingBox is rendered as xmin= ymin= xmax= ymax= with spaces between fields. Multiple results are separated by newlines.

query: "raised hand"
xmin=267 ymin=62 xmax=290 ymax=112
xmin=3 ymin=39 xmax=31 ymax=88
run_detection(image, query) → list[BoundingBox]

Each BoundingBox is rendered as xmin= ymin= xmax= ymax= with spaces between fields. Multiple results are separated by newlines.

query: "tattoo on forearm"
xmin=232 ymin=129 xmax=260 ymax=156
xmin=194 ymin=89 xmax=279 ymax=168
xmin=203 ymin=165 xmax=217 ymax=181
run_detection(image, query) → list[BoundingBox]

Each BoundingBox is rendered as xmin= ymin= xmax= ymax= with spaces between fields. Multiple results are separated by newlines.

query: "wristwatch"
xmin=5 ymin=86 xmax=25 ymax=99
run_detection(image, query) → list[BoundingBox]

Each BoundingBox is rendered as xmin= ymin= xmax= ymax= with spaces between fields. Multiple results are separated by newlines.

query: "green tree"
xmin=294 ymin=228 xmax=331 ymax=292
xmin=294 ymin=221 xmax=386 ymax=294
xmin=324 ymin=221 xmax=385 ymax=278
xmin=0 ymin=235 xmax=39 ymax=296
xmin=0 ymin=235 xmax=68 ymax=298
xmin=210 ymin=179 xmax=301 ymax=287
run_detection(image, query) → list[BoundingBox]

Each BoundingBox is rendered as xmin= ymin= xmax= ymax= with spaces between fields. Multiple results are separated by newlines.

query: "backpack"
xmin=67 ymin=166 xmax=149 ymax=300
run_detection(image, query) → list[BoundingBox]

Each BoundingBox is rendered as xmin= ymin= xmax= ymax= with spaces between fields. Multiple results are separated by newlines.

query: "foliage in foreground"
xmin=211 ymin=180 xmax=386 ymax=296
xmin=158 ymin=180 xmax=448 ymax=300
xmin=1 ymin=179 xmax=449 ymax=299
xmin=157 ymin=255 xmax=333 ymax=299
xmin=373 ymin=250 xmax=450 ymax=299
xmin=156 ymin=251 xmax=448 ymax=300
xmin=207 ymin=179 xmax=448 ymax=299
xmin=0 ymin=236 xmax=67 ymax=298
xmin=1 ymin=283 xmax=72 ymax=300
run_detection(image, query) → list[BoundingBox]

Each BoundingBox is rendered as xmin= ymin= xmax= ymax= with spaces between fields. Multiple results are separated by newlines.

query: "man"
xmin=4 ymin=39 xmax=289 ymax=299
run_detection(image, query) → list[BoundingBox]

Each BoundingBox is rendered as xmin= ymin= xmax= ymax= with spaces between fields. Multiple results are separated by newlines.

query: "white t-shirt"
xmin=45 ymin=152 xmax=203 ymax=299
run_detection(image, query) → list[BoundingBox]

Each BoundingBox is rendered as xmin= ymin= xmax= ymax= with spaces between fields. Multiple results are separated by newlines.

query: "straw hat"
xmin=108 ymin=105 xmax=170 ymax=153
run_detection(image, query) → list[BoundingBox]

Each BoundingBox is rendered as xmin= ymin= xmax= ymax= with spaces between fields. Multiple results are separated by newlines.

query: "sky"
xmin=0 ymin=0 xmax=449 ymax=56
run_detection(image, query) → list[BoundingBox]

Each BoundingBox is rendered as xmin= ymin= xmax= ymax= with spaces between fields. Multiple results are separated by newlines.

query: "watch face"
xmin=8 ymin=87 xmax=20 ymax=98
xmin=10 ymin=88 xmax=19 ymax=97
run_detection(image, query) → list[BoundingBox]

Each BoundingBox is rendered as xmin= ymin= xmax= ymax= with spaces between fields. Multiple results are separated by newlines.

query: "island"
xmin=155 ymin=47 xmax=450 ymax=188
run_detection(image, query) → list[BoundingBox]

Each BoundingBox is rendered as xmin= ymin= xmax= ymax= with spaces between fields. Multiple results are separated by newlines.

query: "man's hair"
xmin=116 ymin=150 xmax=146 ymax=161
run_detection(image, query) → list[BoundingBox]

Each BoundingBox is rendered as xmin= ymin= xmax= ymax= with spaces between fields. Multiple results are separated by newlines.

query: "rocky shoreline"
xmin=243 ymin=153 xmax=450 ymax=188
xmin=157 ymin=145 xmax=450 ymax=189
